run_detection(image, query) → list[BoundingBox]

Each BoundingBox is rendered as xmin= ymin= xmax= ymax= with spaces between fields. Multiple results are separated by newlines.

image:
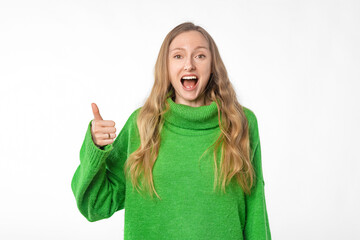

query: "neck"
xmin=173 ymin=95 xmax=211 ymax=107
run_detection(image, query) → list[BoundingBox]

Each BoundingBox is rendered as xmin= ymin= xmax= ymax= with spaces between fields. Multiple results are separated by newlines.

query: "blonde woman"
xmin=71 ymin=22 xmax=271 ymax=240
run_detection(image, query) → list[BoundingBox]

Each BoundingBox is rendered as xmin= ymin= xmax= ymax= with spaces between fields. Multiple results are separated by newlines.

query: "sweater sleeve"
xmin=243 ymin=112 xmax=271 ymax=240
xmin=71 ymin=117 xmax=131 ymax=222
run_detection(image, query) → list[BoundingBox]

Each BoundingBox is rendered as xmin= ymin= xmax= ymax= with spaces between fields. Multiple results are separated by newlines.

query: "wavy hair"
xmin=124 ymin=22 xmax=255 ymax=199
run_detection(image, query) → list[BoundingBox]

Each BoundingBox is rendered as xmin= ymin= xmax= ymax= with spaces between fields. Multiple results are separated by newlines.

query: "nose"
xmin=184 ymin=57 xmax=195 ymax=71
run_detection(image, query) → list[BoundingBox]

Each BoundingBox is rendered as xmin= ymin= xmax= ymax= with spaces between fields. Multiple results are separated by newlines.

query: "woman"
xmin=71 ymin=22 xmax=271 ymax=240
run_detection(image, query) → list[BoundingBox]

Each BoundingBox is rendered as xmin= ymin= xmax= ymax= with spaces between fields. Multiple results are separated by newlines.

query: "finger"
xmin=99 ymin=133 xmax=116 ymax=139
xmin=98 ymin=139 xmax=115 ymax=146
xmin=96 ymin=120 xmax=115 ymax=127
xmin=91 ymin=103 xmax=103 ymax=120
xmin=92 ymin=126 xmax=116 ymax=135
xmin=102 ymin=127 xmax=116 ymax=133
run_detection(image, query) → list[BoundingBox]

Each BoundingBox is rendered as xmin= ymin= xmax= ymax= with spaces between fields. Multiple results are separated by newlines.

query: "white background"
xmin=0 ymin=0 xmax=359 ymax=239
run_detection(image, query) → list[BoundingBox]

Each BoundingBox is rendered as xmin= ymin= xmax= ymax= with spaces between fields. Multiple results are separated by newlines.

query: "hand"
xmin=90 ymin=103 xmax=116 ymax=147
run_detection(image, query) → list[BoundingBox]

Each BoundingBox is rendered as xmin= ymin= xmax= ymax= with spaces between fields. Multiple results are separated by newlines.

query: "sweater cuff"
xmin=81 ymin=120 xmax=114 ymax=169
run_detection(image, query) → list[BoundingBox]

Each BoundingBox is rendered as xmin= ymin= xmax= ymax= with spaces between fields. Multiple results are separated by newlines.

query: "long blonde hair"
xmin=124 ymin=22 xmax=255 ymax=199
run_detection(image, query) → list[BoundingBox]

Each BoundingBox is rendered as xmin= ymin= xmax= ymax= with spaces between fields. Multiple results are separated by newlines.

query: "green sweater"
xmin=71 ymin=97 xmax=271 ymax=240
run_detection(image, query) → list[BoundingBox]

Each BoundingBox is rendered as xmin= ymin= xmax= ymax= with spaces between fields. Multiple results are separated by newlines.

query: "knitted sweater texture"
xmin=71 ymin=97 xmax=271 ymax=240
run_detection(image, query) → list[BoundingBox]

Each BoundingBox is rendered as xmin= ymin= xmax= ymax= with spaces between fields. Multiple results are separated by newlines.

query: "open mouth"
xmin=181 ymin=76 xmax=198 ymax=89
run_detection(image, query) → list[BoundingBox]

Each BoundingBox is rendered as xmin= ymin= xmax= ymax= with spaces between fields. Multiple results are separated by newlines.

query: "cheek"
xmin=168 ymin=67 xmax=178 ymax=84
xmin=200 ymin=64 xmax=211 ymax=76
xmin=198 ymin=59 xmax=211 ymax=71
xmin=167 ymin=61 xmax=174 ymax=77
xmin=168 ymin=62 xmax=181 ymax=78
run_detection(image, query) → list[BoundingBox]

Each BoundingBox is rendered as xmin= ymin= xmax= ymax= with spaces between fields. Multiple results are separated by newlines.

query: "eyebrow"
xmin=169 ymin=46 xmax=209 ymax=52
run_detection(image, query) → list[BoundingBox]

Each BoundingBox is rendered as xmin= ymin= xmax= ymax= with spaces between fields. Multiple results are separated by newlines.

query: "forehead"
xmin=169 ymin=30 xmax=209 ymax=50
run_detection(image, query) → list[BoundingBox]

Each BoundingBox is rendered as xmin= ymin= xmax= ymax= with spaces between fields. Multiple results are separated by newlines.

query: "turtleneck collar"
xmin=163 ymin=97 xmax=219 ymax=130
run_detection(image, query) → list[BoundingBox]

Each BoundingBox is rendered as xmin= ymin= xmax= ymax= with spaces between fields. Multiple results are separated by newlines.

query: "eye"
xmin=174 ymin=55 xmax=182 ymax=59
xmin=196 ymin=54 xmax=206 ymax=59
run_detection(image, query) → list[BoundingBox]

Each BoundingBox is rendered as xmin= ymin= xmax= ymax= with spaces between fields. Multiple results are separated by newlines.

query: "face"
xmin=168 ymin=30 xmax=212 ymax=107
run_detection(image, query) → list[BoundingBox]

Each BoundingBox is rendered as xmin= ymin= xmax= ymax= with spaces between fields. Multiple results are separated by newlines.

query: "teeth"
xmin=182 ymin=76 xmax=197 ymax=80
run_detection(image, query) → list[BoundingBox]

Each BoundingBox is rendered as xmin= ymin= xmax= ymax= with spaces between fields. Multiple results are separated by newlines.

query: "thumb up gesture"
xmin=91 ymin=103 xmax=116 ymax=147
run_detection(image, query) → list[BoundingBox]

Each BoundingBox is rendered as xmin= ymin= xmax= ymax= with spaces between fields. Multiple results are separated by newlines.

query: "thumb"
xmin=91 ymin=103 xmax=103 ymax=120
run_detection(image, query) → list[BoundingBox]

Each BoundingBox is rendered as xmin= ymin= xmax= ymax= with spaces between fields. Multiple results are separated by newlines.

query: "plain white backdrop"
xmin=0 ymin=0 xmax=359 ymax=239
